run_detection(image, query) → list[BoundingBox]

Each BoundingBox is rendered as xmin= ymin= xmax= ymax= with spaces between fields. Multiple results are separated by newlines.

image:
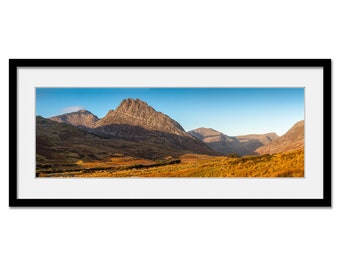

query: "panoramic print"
xmin=36 ymin=87 xmax=304 ymax=177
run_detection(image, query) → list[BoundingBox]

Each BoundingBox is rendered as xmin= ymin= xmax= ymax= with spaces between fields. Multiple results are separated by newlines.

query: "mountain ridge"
xmin=189 ymin=127 xmax=279 ymax=156
xmin=255 ymin=120 xmax=304 ymax=155
xmin=49 ymin=109 xmax=99 ymax=128
xmin=43 ymin=98 xmax=303 ymax=158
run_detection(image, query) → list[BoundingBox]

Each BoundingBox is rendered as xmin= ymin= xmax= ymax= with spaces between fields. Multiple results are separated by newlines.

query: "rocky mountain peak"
xmin=118 ymin=98 xmax=149 ymax=108
xmin=95 ymin=98 xmax=187 ymax=136
xmin=78 ymin=109 xmax=91 ymax=113
xmin=114 ymin=98 xmax=155 ymax=116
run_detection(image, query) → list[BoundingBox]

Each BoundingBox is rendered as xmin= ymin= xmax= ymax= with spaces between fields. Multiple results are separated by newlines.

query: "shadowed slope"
xmin=36 ymin=114 xmax=218 ymax=168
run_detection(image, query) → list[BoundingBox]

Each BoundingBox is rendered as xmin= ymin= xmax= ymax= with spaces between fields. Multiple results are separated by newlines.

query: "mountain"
xmin=49 ymin=110 xmax=99 ymax=128
xmin=91 ymin=98 xmax=217 ymax=156
xmin=189 ymin=127 xmax=278 ymax=156
xmin=255 ymin=120 xmax=304 ymax=155
xmin=37 ymin=99 xmax=219 ymax=163
xmin=94 ymin=98 xmax=187 ymax=136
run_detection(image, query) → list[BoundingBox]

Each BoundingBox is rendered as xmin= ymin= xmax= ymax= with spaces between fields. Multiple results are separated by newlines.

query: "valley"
xmin=37 ymin=150 xmax=304 ymax=178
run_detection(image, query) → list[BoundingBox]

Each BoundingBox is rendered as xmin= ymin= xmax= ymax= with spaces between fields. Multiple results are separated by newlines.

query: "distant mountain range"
xmin=189 ymin=128 xmax=278 ymax=156
xmin=37 ymin=98 xmax=304 ymax=165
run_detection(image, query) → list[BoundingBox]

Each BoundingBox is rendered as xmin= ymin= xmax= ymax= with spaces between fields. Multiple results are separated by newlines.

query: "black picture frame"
xmin=9 ymin=59 xmax=331 ymax=207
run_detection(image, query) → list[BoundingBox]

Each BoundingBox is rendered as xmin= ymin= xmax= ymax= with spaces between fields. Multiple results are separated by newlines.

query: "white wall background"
xmin=0 ymin=1 xmax=338 ymax=269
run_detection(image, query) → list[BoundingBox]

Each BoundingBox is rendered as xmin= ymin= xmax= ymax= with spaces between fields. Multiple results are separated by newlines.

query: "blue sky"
xmin=36 ymin=87 xmax=304 ymax=136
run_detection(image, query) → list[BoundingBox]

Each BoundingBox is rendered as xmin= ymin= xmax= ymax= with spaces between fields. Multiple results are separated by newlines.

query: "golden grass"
xmin=39 ymin=150 xmax=304 ymax=178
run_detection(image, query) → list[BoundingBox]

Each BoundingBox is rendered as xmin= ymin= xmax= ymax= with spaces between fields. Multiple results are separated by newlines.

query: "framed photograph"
xmin=9 ymin=59 xmax=331 ymax=207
